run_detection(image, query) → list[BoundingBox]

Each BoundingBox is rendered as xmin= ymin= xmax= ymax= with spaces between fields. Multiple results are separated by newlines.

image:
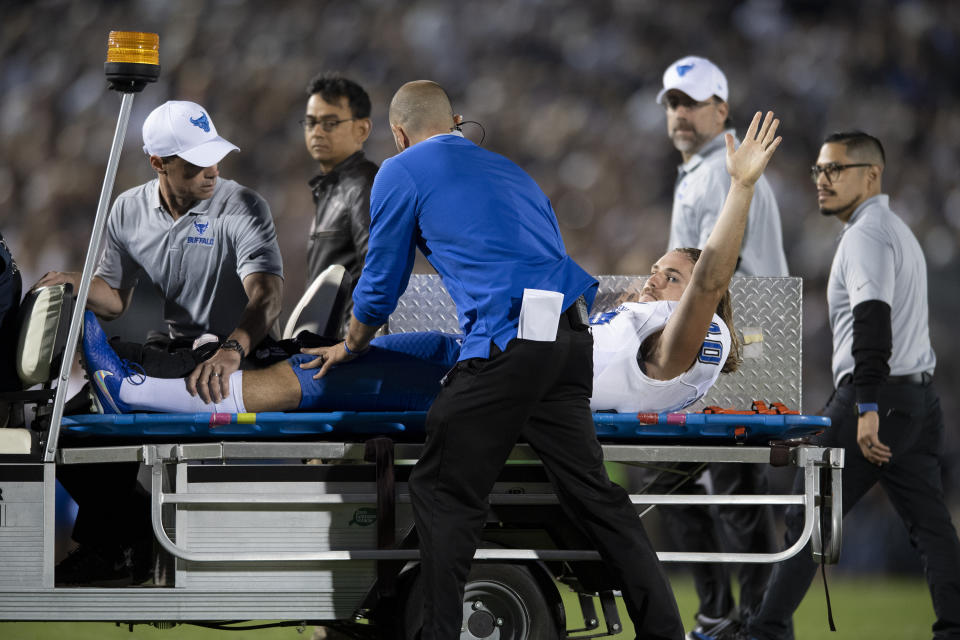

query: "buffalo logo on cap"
xmin=676 ymin=63 xmax=694 ymax=77
xmin=189 ymin=113 xmax=211 ymax=132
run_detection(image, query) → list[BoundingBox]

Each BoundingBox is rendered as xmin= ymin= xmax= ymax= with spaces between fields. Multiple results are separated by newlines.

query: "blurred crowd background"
xmin=2 ymin=0 xmax=958 ymax=574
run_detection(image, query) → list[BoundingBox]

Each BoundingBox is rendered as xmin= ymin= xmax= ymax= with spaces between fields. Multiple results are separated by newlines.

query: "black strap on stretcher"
xmin=364 ymin=436 xmax=398 ymax=598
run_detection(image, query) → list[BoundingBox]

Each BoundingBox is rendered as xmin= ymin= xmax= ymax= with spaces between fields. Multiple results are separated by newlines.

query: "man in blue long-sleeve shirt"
xmin=308 ymin=80 xmax=684 ymax=640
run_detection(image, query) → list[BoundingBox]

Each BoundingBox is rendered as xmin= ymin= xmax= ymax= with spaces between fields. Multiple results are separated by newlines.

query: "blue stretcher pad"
xmin=60 ymin=411 xmax=829 ymax=443
xmin=593 ymin=412 xmax=830 ymax=441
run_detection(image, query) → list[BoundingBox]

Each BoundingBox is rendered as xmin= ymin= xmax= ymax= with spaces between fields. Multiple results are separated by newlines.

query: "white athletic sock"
xmin=118 ymin=370 xmax=247 ymax=413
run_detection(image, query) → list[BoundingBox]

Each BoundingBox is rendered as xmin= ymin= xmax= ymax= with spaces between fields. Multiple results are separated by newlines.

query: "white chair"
xmin=281 ymin=265 xmax=353 ymax=340
xmin=0 ymin=284 xmax=74 ymax=453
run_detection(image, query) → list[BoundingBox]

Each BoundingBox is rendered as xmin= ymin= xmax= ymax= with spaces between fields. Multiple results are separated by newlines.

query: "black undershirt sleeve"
xmin=851 ymin=299 xmax=892 ymax=405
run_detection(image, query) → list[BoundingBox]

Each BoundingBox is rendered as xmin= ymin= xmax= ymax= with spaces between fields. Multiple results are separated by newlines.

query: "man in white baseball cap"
xmin=656 ymin=55 xmax=729 ymax=105
xmin=653 ymin=57 xmax=787 ymax=640
xmin=36 ymin=99 xmax=284 ymax=586
xmin=142 ymin=99 xmax=239 ymax=167
xmin=657 ymin=56 xmax=786 ymax=277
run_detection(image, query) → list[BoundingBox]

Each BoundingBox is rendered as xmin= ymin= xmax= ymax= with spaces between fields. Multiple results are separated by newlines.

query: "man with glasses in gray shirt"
xmin=740 ymin=131 xmax=960 ymax=640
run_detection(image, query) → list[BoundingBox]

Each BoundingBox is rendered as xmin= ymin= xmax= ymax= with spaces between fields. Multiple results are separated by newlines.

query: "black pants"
xmin=647 ymin=462 xmax=776 ymax=622
xmin=56 ymin=461 xmax=152 ymax=548
xmin=748 ymin=380 xmax=960 ymax=640
xmin=408 ymin=320 xmax=684 ymax=640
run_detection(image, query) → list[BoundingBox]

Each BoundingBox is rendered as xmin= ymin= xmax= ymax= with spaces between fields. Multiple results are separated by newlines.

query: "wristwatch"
xmin=219 ymin=339 xmax=246 ymax=359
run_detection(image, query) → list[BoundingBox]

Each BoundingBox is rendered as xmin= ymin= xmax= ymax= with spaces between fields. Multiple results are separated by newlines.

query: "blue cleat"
xmin=80 ymin=311 xmax=143 ymax=414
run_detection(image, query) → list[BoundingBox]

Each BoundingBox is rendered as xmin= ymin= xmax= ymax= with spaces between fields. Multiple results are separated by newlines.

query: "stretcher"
xmin=0 ymin=274 xmax=842 ymax=640
xmin=58 ymin=409 xmax=829 ymax=442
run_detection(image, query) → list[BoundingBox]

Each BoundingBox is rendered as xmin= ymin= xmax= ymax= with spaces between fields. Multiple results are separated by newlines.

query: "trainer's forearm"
xmin=86 ymin=276 xmax=129 ymax=320
xmin=344 ymin=315 xmax=380 ymax=353
xmin=694 ymin=182 xmax=755 ymax=293
xmin=230 ymin=274 xmax=283 ymax=354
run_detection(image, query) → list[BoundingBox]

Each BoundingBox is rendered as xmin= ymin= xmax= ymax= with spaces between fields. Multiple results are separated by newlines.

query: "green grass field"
xmin=0 ymin=573 xmax=934 ymax=639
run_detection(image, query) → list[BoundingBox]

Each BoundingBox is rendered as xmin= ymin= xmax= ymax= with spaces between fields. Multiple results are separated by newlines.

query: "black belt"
xmin=838 ymin=372 xmax=932 ymax=387
xmin=562 ymin=295 xmax=589 ymax=331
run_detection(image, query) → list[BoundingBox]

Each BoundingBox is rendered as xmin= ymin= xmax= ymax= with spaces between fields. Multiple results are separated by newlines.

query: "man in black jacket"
xmin=302 ymin=72 xmax=378 ymax=331
xmin=0 ymin=233 xmax=21 ymax=427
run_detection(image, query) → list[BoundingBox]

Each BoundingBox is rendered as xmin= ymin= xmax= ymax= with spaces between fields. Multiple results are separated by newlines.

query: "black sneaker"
xmin=687 ymin=613 xmax=741 ymax=640
xmin=56 ymin=540 xmax=152 ymax=587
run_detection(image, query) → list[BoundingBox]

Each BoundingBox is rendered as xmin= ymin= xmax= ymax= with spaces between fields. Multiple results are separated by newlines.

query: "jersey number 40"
xmin=698 ymin=322 xmax=723 ymax=365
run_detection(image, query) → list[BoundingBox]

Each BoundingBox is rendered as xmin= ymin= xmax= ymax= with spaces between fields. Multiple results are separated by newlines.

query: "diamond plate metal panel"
xmin=391 ymin=275 xmax=802 ymax=411
xmin=390 ymin=275 xmax=463 ymax=334
xmin=709 ymin=277 xmax=802 ymax=412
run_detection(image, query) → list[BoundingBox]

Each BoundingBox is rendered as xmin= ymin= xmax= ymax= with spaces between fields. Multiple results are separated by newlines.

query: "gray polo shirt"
xmin=827 ymin=194 xmax=936 ymax=386
xmin=669 ymin=129 xmax=789 ymax=276
xmin=96 ymin=178 xmax=284 ymax=339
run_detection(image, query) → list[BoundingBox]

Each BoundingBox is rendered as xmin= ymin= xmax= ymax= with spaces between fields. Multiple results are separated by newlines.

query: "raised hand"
xmin=725 ymin=110 xmax=781 ymax=188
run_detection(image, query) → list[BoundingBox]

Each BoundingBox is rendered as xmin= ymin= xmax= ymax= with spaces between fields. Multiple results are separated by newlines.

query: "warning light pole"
xmin=45 ymin=32 xmax=160 ymax=460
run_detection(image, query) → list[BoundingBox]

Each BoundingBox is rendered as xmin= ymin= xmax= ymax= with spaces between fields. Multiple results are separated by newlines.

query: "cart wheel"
xmin=394 ymin=563 xmax=560 ymax=640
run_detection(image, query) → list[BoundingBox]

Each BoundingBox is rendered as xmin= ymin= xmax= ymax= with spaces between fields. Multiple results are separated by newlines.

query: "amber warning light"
xmin=104 ymin=31 xmax=160 ymax=93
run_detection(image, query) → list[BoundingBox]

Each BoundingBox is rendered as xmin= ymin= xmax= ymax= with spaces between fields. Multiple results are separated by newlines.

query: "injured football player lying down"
xmin=81 ymin=263 xmax=737 ymax=416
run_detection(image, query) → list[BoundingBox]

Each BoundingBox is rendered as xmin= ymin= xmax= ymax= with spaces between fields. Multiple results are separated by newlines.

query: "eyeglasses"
xmin=663 ymin=94 xmax=716 ymax=111
xmin=300 ymin=117 xmax=357 ymax=132
xmin=809 ymin=163 xmax=872 ymax=184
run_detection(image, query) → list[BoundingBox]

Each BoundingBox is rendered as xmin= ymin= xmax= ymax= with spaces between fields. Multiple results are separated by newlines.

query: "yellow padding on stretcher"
xmin=237 ymin=413 xmax=257 ymax=424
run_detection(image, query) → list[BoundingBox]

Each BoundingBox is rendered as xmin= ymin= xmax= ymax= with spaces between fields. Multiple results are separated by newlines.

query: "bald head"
xmin=389 ymin=80 xmax=457 ymax=145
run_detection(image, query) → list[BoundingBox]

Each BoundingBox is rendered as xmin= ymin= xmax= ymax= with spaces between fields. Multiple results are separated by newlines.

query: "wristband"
xmin=343 ymin=340 xmax=369 ymax=356
xmin=856 ymin=402 xmax=879 ymax=416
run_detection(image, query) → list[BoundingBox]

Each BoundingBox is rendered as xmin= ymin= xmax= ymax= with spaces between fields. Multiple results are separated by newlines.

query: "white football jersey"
xmin=589 ymin=300 xmax=730 ymax=413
